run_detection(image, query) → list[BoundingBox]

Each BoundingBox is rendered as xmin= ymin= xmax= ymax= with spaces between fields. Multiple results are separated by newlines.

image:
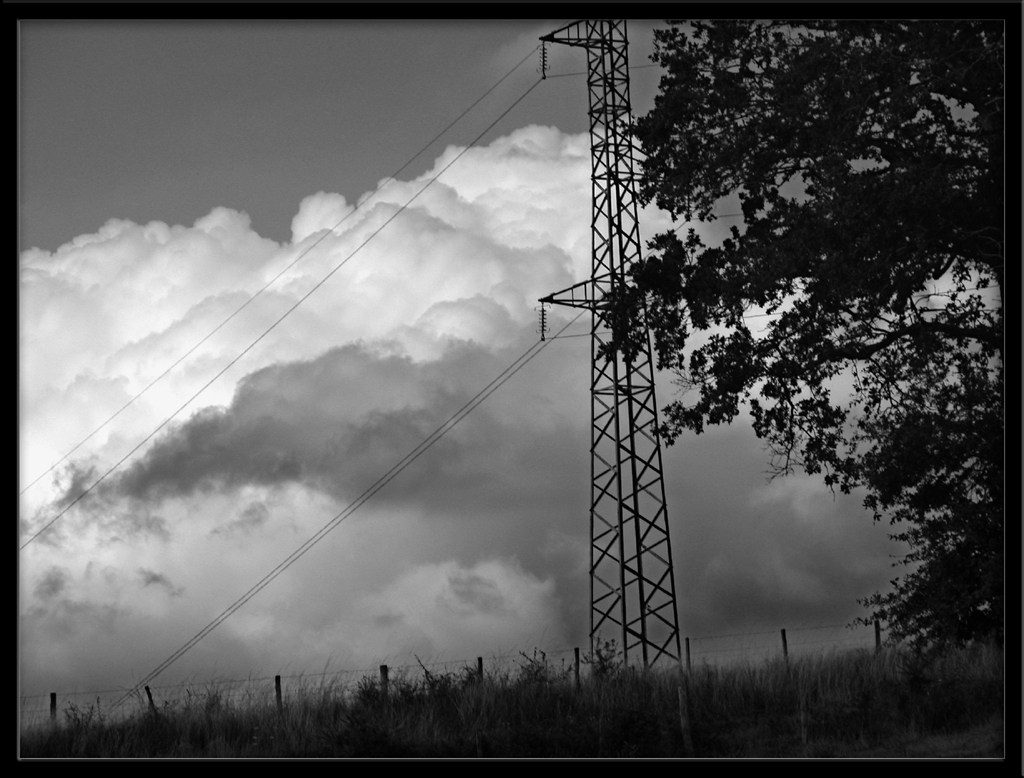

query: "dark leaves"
xmin=622 ymin=20 xmax=1004 ymax=649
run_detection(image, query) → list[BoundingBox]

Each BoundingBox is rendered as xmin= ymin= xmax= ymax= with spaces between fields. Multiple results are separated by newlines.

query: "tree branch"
xmin=826 ymin=318 xmax=1000 ymax=361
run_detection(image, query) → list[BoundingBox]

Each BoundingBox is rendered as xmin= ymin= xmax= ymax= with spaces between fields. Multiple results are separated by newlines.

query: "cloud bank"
xmin=20 ymin=125 xmax=894 ymax=702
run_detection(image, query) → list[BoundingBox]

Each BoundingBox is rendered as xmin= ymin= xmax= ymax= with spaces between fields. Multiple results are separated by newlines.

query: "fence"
xmin=683 ymin=620 xmax=883 ymax=671
xmin=20 ymin=621 xmax=883 ymax=730
xmin=19 ymin=648 xmax=579 ymax=730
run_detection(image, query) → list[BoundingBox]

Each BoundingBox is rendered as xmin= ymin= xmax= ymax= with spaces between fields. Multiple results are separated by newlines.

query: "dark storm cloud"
xmin=104 ymin=342 xmax=443 ymax=500
xmin=103 ymin=331 xmax=585 ymax=522
xmin=63 ymin=321 xmax=598 ymax=652
xmin=66 ymin=308 xmax=900 ymax=652
xmin=35 ymin=461 xmax=173 ymax=548
xmin=40 ymin=468 xmax=174 ymax=548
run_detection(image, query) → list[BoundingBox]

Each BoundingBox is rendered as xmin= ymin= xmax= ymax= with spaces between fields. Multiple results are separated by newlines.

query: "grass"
xmin=20 ymin=641 xmax=1004 ymax=758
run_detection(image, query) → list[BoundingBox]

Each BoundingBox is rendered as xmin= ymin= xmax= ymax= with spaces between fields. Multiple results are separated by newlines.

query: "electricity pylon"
xmin=539 ymin=20 xmax=681 ymax=670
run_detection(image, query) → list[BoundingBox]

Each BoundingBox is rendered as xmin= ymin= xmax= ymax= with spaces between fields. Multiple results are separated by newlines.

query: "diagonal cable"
xmin=20 ymin=77 xmax=544 ymax=551
xmin=114 ymin=311 xmax=584 ymax=705
xmin=20 ymin=45 xmax=541 ymax=499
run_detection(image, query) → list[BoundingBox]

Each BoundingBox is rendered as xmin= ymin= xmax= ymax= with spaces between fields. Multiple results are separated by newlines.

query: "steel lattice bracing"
xmin=539 ymin=20 xmax=681 ymax=669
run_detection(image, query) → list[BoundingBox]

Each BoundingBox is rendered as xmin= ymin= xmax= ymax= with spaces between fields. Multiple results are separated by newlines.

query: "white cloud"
xmin=290 ymin=191 xmax=355 ymax=244
xmin=19 ymin=125 xmax=598 ymax=695
xmin=19 ymin=126 xmax=589 ymax=504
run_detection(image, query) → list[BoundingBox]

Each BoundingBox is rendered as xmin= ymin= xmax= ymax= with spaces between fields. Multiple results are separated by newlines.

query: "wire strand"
xmin=20 ymin=45 xmax=541 ymax=499
xmin=21 ymin=77 xmax=544 ymax=551
xmin=114 ymin=311 xmax=584 ymax=705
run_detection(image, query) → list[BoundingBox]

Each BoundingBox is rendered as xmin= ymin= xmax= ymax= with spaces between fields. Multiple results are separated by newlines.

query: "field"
xmin=20 ymin=642 xmax=1003 ymax=758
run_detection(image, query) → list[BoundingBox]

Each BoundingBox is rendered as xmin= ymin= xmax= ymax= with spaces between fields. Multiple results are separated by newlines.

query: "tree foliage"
xmin=619 ymin=20 xmax=1004 ymax=648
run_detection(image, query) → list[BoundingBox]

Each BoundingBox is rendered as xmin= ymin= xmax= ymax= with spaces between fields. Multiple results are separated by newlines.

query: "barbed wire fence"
xmin=20 ymin=621 xmax=888 ymax=730
xmin=684 ymin=621 xmax=882 ymax=669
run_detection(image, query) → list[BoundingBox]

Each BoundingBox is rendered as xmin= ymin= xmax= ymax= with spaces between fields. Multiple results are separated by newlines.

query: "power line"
xmin=20 ymin=76 xmax=545 ymax=551
xmin=550 ymin=331 xmax=590 ymax=339
xmin=114 ymin=312 xmax=584 ymax=706
xmin=20 ymin=45 xmax=542 ymax=500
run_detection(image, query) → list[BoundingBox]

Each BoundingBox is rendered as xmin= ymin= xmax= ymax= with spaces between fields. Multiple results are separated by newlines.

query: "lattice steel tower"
xmin=539 ymin=20 xmax=681 ymax=669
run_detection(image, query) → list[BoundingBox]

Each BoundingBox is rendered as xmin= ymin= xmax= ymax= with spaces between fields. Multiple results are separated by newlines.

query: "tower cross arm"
xmin=540 ymin=20 xmax=626 ymax=49
xmin=539 ymin=277 xmax=608 ymax=311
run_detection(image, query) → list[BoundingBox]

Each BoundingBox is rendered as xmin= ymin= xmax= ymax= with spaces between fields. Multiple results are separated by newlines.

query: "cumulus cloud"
xmin=19 ymin=209 xmax=282 ymax=496
xmin=19 ymin=125 xmax=599 ymax=692
xmin=291 ymin=191 xmax=355 ymax=244
xmin=20 ymin=125 xmax=591 ymax=504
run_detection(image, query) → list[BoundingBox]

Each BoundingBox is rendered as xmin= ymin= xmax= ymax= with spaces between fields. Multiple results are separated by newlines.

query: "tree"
xmin=615 ymin=20 xmax=1004 ymax=649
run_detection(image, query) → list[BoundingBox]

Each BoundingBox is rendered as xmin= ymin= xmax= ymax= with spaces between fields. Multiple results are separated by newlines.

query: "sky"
xmin=19 ymin=19 xmax=903 ymax=714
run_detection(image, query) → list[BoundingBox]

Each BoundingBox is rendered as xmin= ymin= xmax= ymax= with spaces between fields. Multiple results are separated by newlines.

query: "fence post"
xmin=798 ymin=683 xmax=808 ymax=756
xmin=477 ymin=657 xmax=484 ymax=682
xmin=678 ymin=679 xmax=694 ymax=756
xmin=685 ymin=637 xmax=691 ymax=674
xmin=781 ymin=629 xmax=788 ymax=663
xmin=379 ymin=665 xmax=389 ymax=697
xmin=50 ymin=693 xmax=56 ymax=724
xmin=574 ymin=647 xmax=580 ymax=690
xmin=275 ymin=675 xmax=283 ymax=716
xmin=874 ymin=619 xmax=881 ymax=654
xmin=145 ymin=686 xmax=157 ymax=714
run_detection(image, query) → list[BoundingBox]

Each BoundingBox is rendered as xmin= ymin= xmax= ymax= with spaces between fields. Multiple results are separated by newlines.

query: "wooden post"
xmin=799 ymin=687 xmax=808 ymax=756
xmin=379 ymin=665 xmax=389 ymax=697
xmin=874 ymin=619 xmax=882 ymax=654
xmin=50 ymin=693 xmax=56 ymax=724
xmin=685 ymin=637 xmax=691 ymax=674
xmin=477 ymin=657 xmax=484 ymax=682
xmin=145 ymin=686 xmax=157 ymax=714
xmin=781 ymin=628 xmax=789 ymax=663
xmin=275 ymin=675 xmax=283 ymax=716
xmin=574 ymin=647 xmax=580 ymax=690
xmin=678 ymin=680 xmax=694 ymax=757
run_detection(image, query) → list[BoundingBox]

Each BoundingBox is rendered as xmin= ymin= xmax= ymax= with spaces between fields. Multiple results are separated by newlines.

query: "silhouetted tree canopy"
xmin=619 ymin=20 xmax=1004 ymax=649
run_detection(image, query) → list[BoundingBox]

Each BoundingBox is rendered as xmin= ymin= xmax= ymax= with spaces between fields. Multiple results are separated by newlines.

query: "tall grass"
xmin=684 ymin=642 xmax=1003 ymax=757
xmin=20 ymin=642 xmax=1003 ymax=758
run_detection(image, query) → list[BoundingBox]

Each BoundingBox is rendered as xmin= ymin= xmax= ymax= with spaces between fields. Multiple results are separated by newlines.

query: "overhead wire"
xmin=26 ymin=32 xmax=644 ymax=700
xmin=19 ymin=45 xmax=542 ymax=500
xmin=20 ymin=74 xmax=545 ymax=551
xmin=114 ymin=311 xmax=585 ymax=705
